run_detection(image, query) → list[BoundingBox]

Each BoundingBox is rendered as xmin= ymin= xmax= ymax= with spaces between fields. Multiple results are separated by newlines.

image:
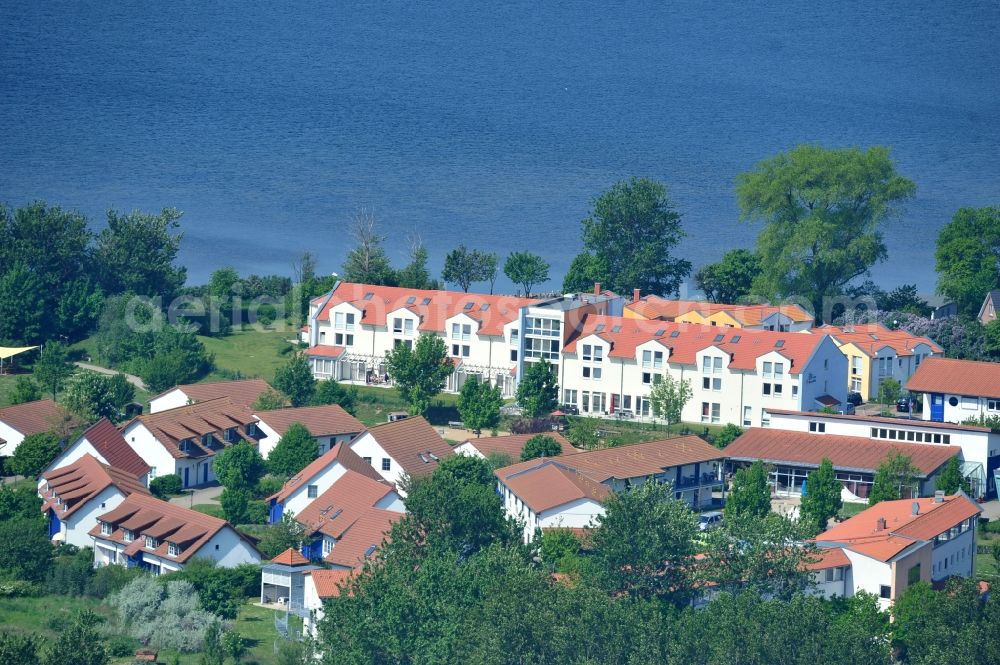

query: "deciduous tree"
xmin=726 ymin=459 xmax=772 ymax=520
xmin=342 ymin=210 xmax=397 ymax=286
xmin=385 ymin=333 xmax=454 ymax=416
xmin=520 ymin=435 xmax=562 ymax=461
xmin=62 ymin=371 xmax=135 ymax=422
xmin=934 ymin=455 xmax=970 ymax=496
xmin=442 ymin=245 xmax=482 ymax=292
xmin=10 ymin=376 xmax=42 ymax=405
xmin=34 ymin=342 xmax=74 ymax=400
xmin=504 ymin=252 xmax=550 ymax=297
xmin=868 ymin=452 xmax=919 ymax=506
xmin=312 ymin=379 xmax=357 ymax=414
xmin=935 ymin=206 xmax=1000 ymax=317
xmin=737 ymin=145 xmax=915 ymax=323
xmin=213 ymin=442 xmax=266 ymax=492
xmin=694 ymin=249 xmax=762 ymax=303
xmin=267 ymin=422 xmax=318 ymax=476
xmin=647 ymin=374 xmax=692 ymax=432
xmin=7 ymin=432 xmax=62 ymax=478
xmin=457 ymin=378 xmax=502 ymax=436
xmin=799 ymin=458 xmax=842 ymax=534
xmin=43 ymin=610 xmax=108 ymax=665
xmin=515 ymin=359 xmax=559 ymax=418
xmin=272 ymin=353 xmax=316 ymax=407
xmin=94 ymin=207 xmax=186 ymax=300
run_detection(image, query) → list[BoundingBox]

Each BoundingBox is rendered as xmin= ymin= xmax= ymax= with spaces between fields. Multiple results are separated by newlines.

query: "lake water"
xmin=2 ymin=1 xmax=998 ymax=295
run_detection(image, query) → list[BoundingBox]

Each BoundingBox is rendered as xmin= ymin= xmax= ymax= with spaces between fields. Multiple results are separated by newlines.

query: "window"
xmin=307 ymin=485 xmax=318 ymax=498
xmin=334 ymin=332 xmax=354 ymax=346
xmin=381 ymin=458 xmax=391 ymax=471
xmin=762 ymin=412 xmax=771 ymax=428
xmin=774 ymin=362 xmax=784 ymax=377
xmin=582 ymin=344 xmax=592 ymax=361
xmin=363 ymin=456 xmax=372 ymax=464
xmin=168 ymin=543 xmax=180 ymax=557
xmin=101 ymin=522 xmax=112 ymax=536
xmin=711 ymin=403 xmax=720 ymax=423
xmin=702 ymin=356 xmax=711 ymax=373
xmin=563 ymin=389 xmax=577 ymax=406
xmin=642 ymin=350 xmax=651 ymax=368
xmin=701 ymin=402 xmax=720 ymax=423
xmin=763 ymin=383 xmax=772 ymax=396
xmin=510 ymin=349 xmax=518 ymax=362
xmin=989 ymin=399 xmax=1000 ymax=411
xmin=743 ymin=406 xmax=752 ymax=427
xmin=653 ymin=351 xmax=663 ymax=369
xmin=879 ymin=585 xmax=891 ymax=600
xmin=524 ymin=337 xmax=560 ymax=360
xmin=509 ymin=329 xmax=519 ymax=344
xmin=451 ymin=344 xmax=470 ymax=358
xmin=145 ymin=536 xmax=157 ymax=550
xmin=961 ymin=397 xmax=978 ymax=410
xmin=773 ymin=383 xmax=783 ymax=396
xmin=323 ymin=539 xmax=334 ymax=555
xmin=149 ymin=467 xmax=156 ymax=480
xmin=525 ymin=317 xmax=561 ymax=337
xmin=809 ymin=422 xmax=826 ymax=433
xmin=792 ymin=385 xmax=798 ymax=397
xmin=763 ymin=361 xmax=773 ymax=378
xmin=124 ymin=529 xmax=134 ymax=543
xmin=643 ymin=372 xmax=653 ymax=385
xmin=582 ymin=366 xmax=602 ymax=379
xmin=334 ymin=312 xmax=355 ymax=330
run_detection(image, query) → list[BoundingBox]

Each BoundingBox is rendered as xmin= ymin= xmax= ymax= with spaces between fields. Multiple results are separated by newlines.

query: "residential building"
xmin=294 ymin=469 xmax=405 ymax=560
xmin=978 ymin=290 xmax=1000 ymax=325
xmin=723 ymin=427 xmax=961 ymax=502
xmin=454 ymin=432 xmax=576 ymax=460
xmin=812 ymin=492 xmax=981 ymax=608
xmin=765 ymin=409 xmax=996 ymax=499
xmin=0 ymin=398 xmax=62 ymax=458
xmin=815 ymin=323 xmax=941 ymax=399
xmin=90 ymin=493 xmax=261 ymax=573
xmin=43 ymin=418 xmax=150 ymax=485
xmin=120 ymin=398 xmax=257 ymax=488
xmin=908 ymin=356 xmax=1000 ymax=424
xmin=304 ymin=282 xmax=540 ymax=396
xmin=259 ymin=548 xmax=319 ymax=613
xmin=557 ymin=315 xmax=847 ymax=427
xmin=324 ymin=507 xmax=403 ymax=570
xmin=495 ymin=436 xmax=725 ymax=541
xmin=149 ymin=378 xmax=273 ymax=413
xmin=303 ymin=569 xmax=352 ymax=639
xmin=38 ymin=453 xmax=149 ymax=547
xmin=254 ymin=404 xmax=364 ymax=459
xmin=348 ymin=416 xmax=454 ymax=491
xmin=625 ymin=294 xmax=813 ymax=332
xmin=267 ymin=442 xmax=388 ymax=524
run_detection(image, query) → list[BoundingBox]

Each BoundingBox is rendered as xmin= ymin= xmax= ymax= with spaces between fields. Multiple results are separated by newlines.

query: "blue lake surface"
xmin=1 ymin=1 xmax=998 ymax=294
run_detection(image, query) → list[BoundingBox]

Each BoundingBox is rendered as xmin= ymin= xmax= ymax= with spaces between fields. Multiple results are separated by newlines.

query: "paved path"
xmin=169 ymin=484 xmax=223 ymax=507
xmin=74 ymin=362 xmax=147 ymax=391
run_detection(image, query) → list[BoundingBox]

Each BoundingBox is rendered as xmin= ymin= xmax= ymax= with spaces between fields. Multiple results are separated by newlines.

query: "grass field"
xmin=351 ymin=384 xmax=460 ymax=428
xmin=978 ymin=528 xmax=1000 ymax=581
xmin=0 ymin=373 xmax=19 ymax=408
xmin=199 ymin=328 xmax=299 ymax=383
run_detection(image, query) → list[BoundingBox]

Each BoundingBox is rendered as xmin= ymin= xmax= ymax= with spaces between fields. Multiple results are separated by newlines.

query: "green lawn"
xmin=0 ymin=374 xmax=18 ymax=408
xmin=351 ymin=384 xmax=460 ymax=428
xmin=199 ymin=328 xmax=299 ymax=383
xmin=978 ymin=529 xmax=1000 ymax=581
xmin=837 ymin=502 xmax=869 ymax=520
xmin=192 ymin=503 xmax=225 ymax=519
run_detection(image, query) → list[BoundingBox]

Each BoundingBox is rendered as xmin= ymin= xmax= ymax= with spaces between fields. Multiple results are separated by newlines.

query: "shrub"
xmin=109 ymin=577 xmax=220 ymax=652
xmin=86 ymin=562 xmax=143 ymax=598
xmin=984 ymin=520 xmax=1000 ymax=534
xmin=44 ymin=546 xmax=94 ymax=596
xmin=255 ymin=475 xmax=285 ymax=499
xmin=106 ymin=635 xmax=137 ymax=658
xmin=510 ymin=416 xmax=557 ymax=434
xmin=7 ymin=432 xmax=62 ymax=477
xmin=150 ymin=474 xmax=183 ymax=499
xmin=0 ymin=579 xmax=40 ymax=597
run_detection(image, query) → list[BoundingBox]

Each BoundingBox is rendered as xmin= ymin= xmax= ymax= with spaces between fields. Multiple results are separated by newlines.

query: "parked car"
xmin=698 ymin=511 xmax=724 ymax=531
xmin=896 ymin=397 xmax=922 ymax=413
xmin=846 ymin=392 xmax=863 ymax=406
xmin=837 ymin=403 xmax=856 ymax=415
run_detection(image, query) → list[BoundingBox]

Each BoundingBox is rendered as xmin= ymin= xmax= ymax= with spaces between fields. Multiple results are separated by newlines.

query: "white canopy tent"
xmin=0 ymin=346 xmax=39 ymax=374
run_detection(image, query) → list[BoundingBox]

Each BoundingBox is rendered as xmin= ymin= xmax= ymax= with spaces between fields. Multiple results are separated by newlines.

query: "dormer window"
xmin=101 ymin=522 xmax=112 ymax=536
xmin=224 ymin=428 xmax=238 ymax=443
xmin=124 ymin=529 xmax=134 ymax=543
xmin=167 ymin=542 xmax=180 ymax=557
xmin=180 ymin=439 xmax=191 ymax=453
xmin=202 ymin=433 xmax=213 ymax=447
xmin=145 ymin=535 xmax=157 ymax=550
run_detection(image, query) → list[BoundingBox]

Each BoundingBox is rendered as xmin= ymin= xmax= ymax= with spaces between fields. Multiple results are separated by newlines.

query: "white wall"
xmin=254 ymin=418 xmax=354 ymax=460
xmin=282 ymin=462 xmax=349 ymax=516
xmin=149 ymin=389 xmax=193 ymax=414
xmin=348 ymin=433 xmax=403 ymax=489
xmin=302 ymin=576 xmax=323 ymax=639
xmin=810 ymin=566 xmax=850 ymax=599
xmin=0 ymin=421 xmax=25 ymax=457
xmin=199 ymin=527 xmax=262 ymax=567
xmin=931 ymin=526 xmax=977 ymax=581
xmin=61 ymin=487 xmax=127 ymax=548
xmin=121 ymin=422 xmax=179 ymax=482
xmin=843 ymin=549 xmax=893 ymax=609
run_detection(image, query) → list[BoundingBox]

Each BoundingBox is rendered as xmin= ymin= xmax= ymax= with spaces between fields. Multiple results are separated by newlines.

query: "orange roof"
xmin=76 ymin=418 xmax=150 ymax=477
xmin=314 ymin=282 xmax=539 ymax=337
xmin=306 ymin=569 xmax=353 ymax=598
xmin=0 ymin=399 xmax=62 ymax=437
xmin=127 ymin=398 xmax=255 ymax=459
xmin=359 ymin=416 xmax=454 ymax=477
xmin=269 ymin=441 xmax=386 ymax=504
xmin=562 ymin=315 xmax=829 ymax=374
xmin=90 ymin=493 xmax=258 ymax=563
xmin=255 ymin=404 xmax=363 ymax=438
xmin=271 ymin=547 xmax=311 ymax=566
xmin=295 ymin=469 xmax=397 ymax=539
xmin=324 ymin=508 xmax=403 ymax=569
xmin=305 ymin=345 xmax=346 ymax=358
xmin=723 ymin=428 xmax=959 ymax=476
xmin=802 ymin=546 xmax=851 ymax=571
xmin=817 ymin=323 xmax=942 ymax=357
xmin=462 ymin=433 xmax=577 ymax=459
xmin=906 ymin=357 xmax=1000 ymax=399
xmin=496 ymin=459 xmax=612 ymax=514
xmin=817 ymin=494 xmax=981 ymax=562
xmin=153 ymin=379 xmax=273 ymax=410
xmin=625 ymin=296 xmax=813 ymax=324
xmin=41 ymin=454 xmax=149 ymax=519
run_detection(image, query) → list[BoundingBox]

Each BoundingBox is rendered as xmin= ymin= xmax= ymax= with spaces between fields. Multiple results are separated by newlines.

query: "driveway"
xmin=74 ymin=362 xmax=147 ymax=391
xmin=169 ymin=483 xmax=223 ymax=508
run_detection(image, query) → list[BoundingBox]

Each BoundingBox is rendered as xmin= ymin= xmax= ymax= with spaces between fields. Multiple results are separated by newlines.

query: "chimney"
xmin=633 ymin=288 xmax=641 ymax=302
xmin=876 ymin=517 xmax=887 ymax=531
xmin=911 ymin=502 xmax=920 ymax=515
xmin=934 ymin=490 xmax=945 ymax=503
xmin=594 ymin=282 xmax=602 ymax=296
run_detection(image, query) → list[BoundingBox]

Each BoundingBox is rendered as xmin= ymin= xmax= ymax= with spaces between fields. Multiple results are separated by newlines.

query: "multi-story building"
xmin=254 ymin=404 xmax=364 ymax=459
xmin=815 ymin=323 xmax=941 ymax=399
xmin=557 ymin=316 xmax=847 ymax=427
xmin=625 ymin=294 xmax=814 ymax=332
xmin=43 ymin=418 xmax=150 ymax=486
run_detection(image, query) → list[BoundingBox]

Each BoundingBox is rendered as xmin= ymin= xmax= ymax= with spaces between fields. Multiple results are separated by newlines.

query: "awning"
xmin=0 ymin=346 xmax=38 ymax=361
xmin=814 ymin=394 xmax=841 ymax=407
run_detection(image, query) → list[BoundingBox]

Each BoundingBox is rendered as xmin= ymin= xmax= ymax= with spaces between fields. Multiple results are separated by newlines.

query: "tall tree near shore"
xmin=563 ymin=178 xmax=690 ymax=296
xmin=94 ymin=207 xmax=186 ymax=300
xmin=442 ymin=245 xmax=492 ymax=292
xmin=504 ymin=252 xmax=550 ymax=297
xmin=397 ymin=236 xmax=435 ymax=290
xmin=737 ymin=145 xmax=915 ymax=323
xmin=342 ymin=210 xmax=397 ymax=286
xmin=935 ymin=206 xmax=1000 ymax=317
xmin=478 ymin=252 xmax=499 ymax=294
xmin=694 ymin=249 xmax=762 ymax=304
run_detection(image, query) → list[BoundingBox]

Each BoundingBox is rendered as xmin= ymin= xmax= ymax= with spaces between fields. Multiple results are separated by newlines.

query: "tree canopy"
xmin=503 ymin=252 xmax=550 ymax=297
xmin=520 ymin=435 xmax=562 ymax=461
xmin=342 ymin=210 xmax=397 ymax=286
xmin=34 ymin=342 xmax=75 ymax=400
xmin=94 ymin=208 xmax=186 ymax=301
xmin=7 ymin=432 xmax=62 ymax=478
xmin=267 ymin=422 xmax=318 ymax=477
xmin=935 ymin=206 xmax=1000 ymax=317
xmin=312 ymin=379 xmax=357 ymax=414
xmin=385 ymin=333 xmax=454 ymax=416
xmin=933 ymin=455 xmax=970 ymax=496
xmin=647 ymin=374 xmax=692 ymax=431
xmin=563 ymin=178 xmax=690 ymax=296
xmin=457 ymin=378 xmax=503 ymax=436
xmin=213 ymin=442 xmax=266 ymax=492
xmin=737 ymin=145 xmax=915 ymax=323
xmin=726 ymin=459 xmax=772 ymax=520
xmin=868 ymin=452 xmax=919 ymax=506
xmin=799 ymin=458 xmax=842 ymax=534
xmin=62 ymin=371 xmax=135 ymax=423
xmin=694 ymin=249 xmax=762 ymax=303
xmin=442 ymin=245 xmax=494 ymax=292
xmin=515 ymin=359 xmax=559 ymax=417
xmin=272 ymin=353 xmax=316 ymax=407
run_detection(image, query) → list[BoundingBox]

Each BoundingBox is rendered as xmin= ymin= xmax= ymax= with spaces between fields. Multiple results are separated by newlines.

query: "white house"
xmin=907 ymin=356 xmax=1000 ymax=426
xmin=120 ymin=398 xmax=257 ymax=488
xmin=765 ymin=409 xmax=997 ymax=499
xmin=348 ymin=416 xmax=454 ymax=492
xmin=302 ymin=569 xmax=352 ymax=640
xmin=44 ymin=418 xmax=150 ymax=486
xmin=253 ymin=404 xmax=364 ymax=459
xmin=0 ymin=399 xmax=62 ymax=458
xmin=812 ymin=492 xmax=981 ymax=608
xmin=266 ymin=441 xmax=388 ymax=524
xmin=557 ymin=315 xmax=848 ymax=427
xmin=38 ymin=453 xmax=149 ymax=547
xmin=149 ymin=378 xmax=272 ymax=414
xmin=90 ymin=493 xmax=261 ymax=574
xmin=495 ymin=435 xmax=725 ymax=542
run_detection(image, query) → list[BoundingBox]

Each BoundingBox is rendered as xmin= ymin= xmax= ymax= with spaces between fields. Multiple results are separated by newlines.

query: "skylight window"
xmin=670 ymin=331 xmax=680 ymax=338
xmin=714 ymin=334 xmax=725 ymax=343
xmin=464 ymin=302 xmax=475 ymax=310
xmin=363 ymin=292 xmax=374 ymax=301
xmin=731 ymin=335 xmax=741 ymax=344
xmin=655 ymin=329 xmax=665 ymax=336
xmin=480 ymin=303 xmax=490 ymax=311
xmin=406 ymin=296 xmax=416 ymax=305
xmin=595 ymin=324 xmax=605 ymax=333
xmin=364 ymin=545 xmax=377 ymax=558
xmin=612 ymin=325 xmax=622 ymax=333
xmin=775 ymin=340 xmax=785 ymax=348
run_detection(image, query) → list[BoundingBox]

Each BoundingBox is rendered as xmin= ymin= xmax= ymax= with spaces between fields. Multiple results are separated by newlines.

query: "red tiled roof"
xmin=359 ymin=416 xmax=454 ymax=478
xmin=269 ymin=441 xmax=386 ymax=504
xmin=324 ymin=508 xmax=403 ymax=569
xmin=765 ymin=409 xmax=992 ymax=433
xmin=0 ymin=399 xmax=62 ymax=436
xmin=461 ymin=433 xmax=577 ymax=460
xmin=89 ymin=493 xmax=258 ymax=563
xmin=802 ymin=546 xmax=851 ymax=571
xmin=817 ymin=494 xmax=981 ymax=562
xmin=126 ymin=398 xmax=255 ymax=459
xmin=296 ymin=470 xmax=397 ymax=539
xmin=723 ymin=428 xmax=959 ymax=476
xmin=314 ymin=282 xmax=539 ymax=337
xmin=562 ymin=315 xmax=829 ymax=375
xmin=40 ymin=454 xmax=149 ymax=519
xmin=307 ymin=569 xmax=353 ymax=598
xmin=271 ymin=547 xmax=311 ymax=566
xmin=78 ymin=418 xmax=150 ymax=477
xmin=817 ymin=323 xmax=943 ymax=357
xmin=625 ymin=296 xmax=813 ymax=324
xmin=255 ymin=404 xmax=363 ymax=438
xmin=152 ymin=379 xmax=273 ymax=410
xmin=496 ymin=459 xmax=611 ymax=514
xmin=305 ymin=346 xmax=346 ymax=358
xmin=906 ymin=357 xmax=1000 ymax=400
